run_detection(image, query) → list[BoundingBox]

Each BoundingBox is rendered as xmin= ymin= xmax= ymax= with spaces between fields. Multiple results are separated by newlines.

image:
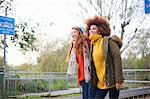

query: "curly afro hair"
xmin=84 ymin=15 xmax=111 ymax=36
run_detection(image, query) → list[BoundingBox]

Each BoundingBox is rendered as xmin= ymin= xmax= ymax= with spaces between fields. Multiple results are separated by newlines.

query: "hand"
xmin=116 ymin=83 xmax=123 ymax=90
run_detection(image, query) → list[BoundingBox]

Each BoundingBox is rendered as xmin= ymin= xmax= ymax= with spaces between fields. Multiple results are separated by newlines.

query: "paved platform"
xmin=16 ymin=86 xmax=150 ymax=99
xmin=16 ymin=88 xmax=81 ymax=98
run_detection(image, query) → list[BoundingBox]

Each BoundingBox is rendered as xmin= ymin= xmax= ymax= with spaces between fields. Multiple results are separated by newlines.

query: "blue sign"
xmin=0 ymin=16 xmax=15 ymax=35
xmin=145 ymin=0 xmax=150 ymax=14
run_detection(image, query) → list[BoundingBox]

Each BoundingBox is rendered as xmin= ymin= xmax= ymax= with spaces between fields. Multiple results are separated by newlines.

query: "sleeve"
xmin=109 ymin=39 xmax=124 ymax=83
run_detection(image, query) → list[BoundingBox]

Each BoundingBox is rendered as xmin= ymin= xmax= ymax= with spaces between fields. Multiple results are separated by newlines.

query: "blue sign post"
xmin=145 ymin=0 xmax=150 ymax=14
xmin=0 ymin=15 xmax=15 ymax=66
xmin=0 ymin=16 xmax=15 ymax=35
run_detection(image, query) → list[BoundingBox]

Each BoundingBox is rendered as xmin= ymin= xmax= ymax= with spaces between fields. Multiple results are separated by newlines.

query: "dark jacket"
xmin=89 ymin=36 xmax=124 ymax=88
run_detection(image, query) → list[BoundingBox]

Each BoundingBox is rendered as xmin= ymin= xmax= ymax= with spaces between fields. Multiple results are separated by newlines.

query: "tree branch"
xmin=121 ymin=16 xmax=146 ymax=53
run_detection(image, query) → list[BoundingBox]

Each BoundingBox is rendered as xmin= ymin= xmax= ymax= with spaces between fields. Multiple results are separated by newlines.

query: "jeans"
xmin=95 ymin=87 xmax=119 ymax=99
xmin=90 ymin=87 xmax=96 ymax=99
xmin=81 ymin=80 xmax=91 ymax=99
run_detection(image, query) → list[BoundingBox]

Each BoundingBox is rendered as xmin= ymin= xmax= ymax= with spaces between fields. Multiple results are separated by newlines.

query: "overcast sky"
xmin=7 ymin=0 xmax=81 ymax=66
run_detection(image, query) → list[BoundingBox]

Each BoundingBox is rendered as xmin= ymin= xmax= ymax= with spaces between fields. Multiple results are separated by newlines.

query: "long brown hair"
xmin=72 ymin=26 xmax=84 ymax=55
xmin=66 ymin=26 xmax=85 ymax=61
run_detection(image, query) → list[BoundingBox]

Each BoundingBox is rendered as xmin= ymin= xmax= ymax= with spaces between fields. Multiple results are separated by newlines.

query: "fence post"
xmin=66 ymin=74 xmax=69 ymax=89
xmin=48 ymin=79 xmax=51 ymax=96
xmin=14 ymin=70 xmax=16 ymax=97
xmin=0 ymin=67 xmax=6 ymax=98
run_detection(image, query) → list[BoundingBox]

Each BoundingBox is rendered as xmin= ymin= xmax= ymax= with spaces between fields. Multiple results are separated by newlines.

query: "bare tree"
xmin=0 ymin=0 xmax=13 ymax=16
xmin=67 ymin=0 xmax=149 ymax=54
xmin=134 ymin=28 xmax=150 ymax=57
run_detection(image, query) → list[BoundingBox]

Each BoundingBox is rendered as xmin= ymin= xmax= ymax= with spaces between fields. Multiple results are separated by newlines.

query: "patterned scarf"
xmin=67 ymin=41 xmax=91 ymax=83
xmin=67 ymin=48 xmax=77 ymax=76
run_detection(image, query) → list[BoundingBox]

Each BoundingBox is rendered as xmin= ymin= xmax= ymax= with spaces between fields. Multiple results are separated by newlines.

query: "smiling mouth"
xmin=90 ymin=32 xmax=94 ymax=35
xmin=72 ymin=39 xmax=76 ymax=42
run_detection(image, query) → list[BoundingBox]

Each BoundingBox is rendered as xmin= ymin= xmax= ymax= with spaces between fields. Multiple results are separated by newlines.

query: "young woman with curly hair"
xmin=84 ymin=16 xmax=124 ymax=99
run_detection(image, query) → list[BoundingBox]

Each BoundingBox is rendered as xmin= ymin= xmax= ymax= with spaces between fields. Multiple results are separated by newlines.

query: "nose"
xmin=89 ymin=29 xmax=93 ymax=35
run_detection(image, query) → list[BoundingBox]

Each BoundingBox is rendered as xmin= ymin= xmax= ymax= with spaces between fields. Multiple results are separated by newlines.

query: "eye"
xmin=72 ymin=34 xmax=76 ymax=38
xmin=92 ymin=27 xmax=97 ymax=30
xmin=71 ymin=32 xmax=78 ymax=38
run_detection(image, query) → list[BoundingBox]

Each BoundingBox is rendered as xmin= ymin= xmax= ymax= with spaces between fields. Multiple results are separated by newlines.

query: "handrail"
xmin=120 ymin=86 xmax=150 ymax=98
xmin=124 ymin=80 xmax=150 ymax=83
xmin=6 ymin=69 xmax=150 ymax=74
xmin=123 ymin=69 xmax=150 ymax=72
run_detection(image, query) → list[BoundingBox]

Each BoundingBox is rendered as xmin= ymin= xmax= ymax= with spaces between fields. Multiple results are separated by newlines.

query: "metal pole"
xmin=3 ymin=35 xmax=6 ymax=66
xmin=3 ymin=5 xmax=8 ymax=98
xmin=4 ymin=6 xmax=8 ymax=66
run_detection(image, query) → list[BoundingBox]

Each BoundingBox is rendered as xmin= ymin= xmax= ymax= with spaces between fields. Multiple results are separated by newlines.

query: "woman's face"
xmin=89 ymin=24 xmax=100 ymax=35
xmin=71 ymin=29 xmax=80 ymax=44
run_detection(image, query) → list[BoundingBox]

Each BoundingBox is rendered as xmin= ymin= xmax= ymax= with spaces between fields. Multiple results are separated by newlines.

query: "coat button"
xmin=106 ymin=82 xmax=110 ymax=86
